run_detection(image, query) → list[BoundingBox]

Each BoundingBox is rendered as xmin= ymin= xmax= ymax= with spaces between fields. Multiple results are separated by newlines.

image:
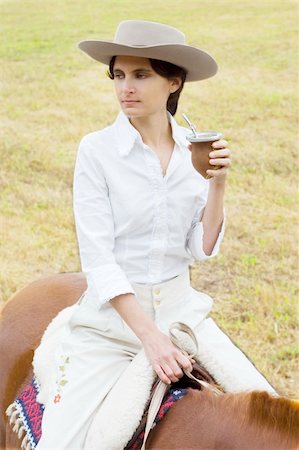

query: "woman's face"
xmin=112 ymin=55 xmax=180 ymax=119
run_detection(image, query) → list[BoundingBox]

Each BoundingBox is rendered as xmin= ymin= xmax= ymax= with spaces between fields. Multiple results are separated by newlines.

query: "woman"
xmin=36 ymin=20 xmax=275 ymax=449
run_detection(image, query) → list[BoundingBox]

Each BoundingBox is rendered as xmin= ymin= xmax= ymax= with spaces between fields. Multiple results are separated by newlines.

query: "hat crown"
xmin=114 ymin=20 xmax=186 ymax=47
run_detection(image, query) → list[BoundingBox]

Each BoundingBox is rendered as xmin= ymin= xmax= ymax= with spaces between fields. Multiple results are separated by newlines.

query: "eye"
xmin=113 ymin=73 xmax=124 ymax=79
xmin=136 ymin=73 xmax=147 ymax=79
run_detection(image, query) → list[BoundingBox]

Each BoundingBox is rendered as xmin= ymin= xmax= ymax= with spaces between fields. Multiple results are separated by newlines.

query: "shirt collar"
xmin=168 ymin=112 xmax=189 ymax=150
xmin=113 ymin=111 xmax=188 ymax=157
xmin=113 ymin=111 xmax=141 ymax=157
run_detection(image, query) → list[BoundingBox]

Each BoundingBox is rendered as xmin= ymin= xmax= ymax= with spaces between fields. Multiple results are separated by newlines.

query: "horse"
xmin=1 ymin=273 xmax=298 ymax=450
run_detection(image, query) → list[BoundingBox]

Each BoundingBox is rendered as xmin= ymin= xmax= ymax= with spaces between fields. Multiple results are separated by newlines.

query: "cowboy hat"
xmin=78 ymin=20 xmax=217 ymax=82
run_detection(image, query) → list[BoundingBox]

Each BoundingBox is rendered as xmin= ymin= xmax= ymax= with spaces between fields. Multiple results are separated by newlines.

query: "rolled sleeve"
xmin=185 ymin=179 xmax=226 ymax=261
xmin=73 ymin=137 xmax=135 ymax=309
xmin=86 ymin=264 xmax=135 ymax=307
xmin=186 ymin=211 xmax=226 ymax=261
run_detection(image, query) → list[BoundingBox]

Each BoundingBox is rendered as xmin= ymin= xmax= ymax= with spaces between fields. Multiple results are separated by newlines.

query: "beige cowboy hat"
xmin=78 ymin=20 xmax=218 ymax=82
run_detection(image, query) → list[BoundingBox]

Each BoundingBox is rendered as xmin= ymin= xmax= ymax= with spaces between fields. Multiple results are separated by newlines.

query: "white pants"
xmin=36 ymin=269 xmax=275 ymax=450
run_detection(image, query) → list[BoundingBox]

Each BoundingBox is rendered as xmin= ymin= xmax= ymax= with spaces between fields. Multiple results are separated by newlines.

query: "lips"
xmin=122 ymin=100 xmax=140 ymax=108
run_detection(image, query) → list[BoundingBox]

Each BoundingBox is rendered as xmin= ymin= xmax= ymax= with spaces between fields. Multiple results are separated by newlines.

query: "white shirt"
xmin=73 ymin=111 xmax=225 ymax=308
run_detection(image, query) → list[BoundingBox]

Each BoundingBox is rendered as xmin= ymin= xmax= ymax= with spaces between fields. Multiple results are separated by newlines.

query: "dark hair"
xmin=107 ymin=56 xmax=187 ymax=115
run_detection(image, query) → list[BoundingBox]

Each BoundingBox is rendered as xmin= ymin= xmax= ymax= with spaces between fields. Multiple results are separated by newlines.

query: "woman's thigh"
xmin=155 ymin=287 xmax=213 ymax=333
xmin=37 ymin=311 xmax=142 ymax=450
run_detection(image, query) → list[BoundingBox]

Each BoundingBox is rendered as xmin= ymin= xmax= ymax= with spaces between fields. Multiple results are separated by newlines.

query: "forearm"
xmin=110 ymin=294 xmax=193 ymax=385
xmin=109 ymin=293 xmax=159 ymax=342
xmin=201 ymin=179 xmax=226 ymax=255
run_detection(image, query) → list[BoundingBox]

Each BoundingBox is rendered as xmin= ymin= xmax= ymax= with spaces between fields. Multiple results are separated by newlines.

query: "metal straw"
xmin=182 ymin=113 xmax=197 ymax=137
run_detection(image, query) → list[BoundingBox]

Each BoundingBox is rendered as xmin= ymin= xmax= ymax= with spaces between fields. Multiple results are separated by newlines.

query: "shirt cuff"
xmin=186 ymin=209 xmax=226 ymax=261
xmin=84 ymin=263 xmax=136 ymax=309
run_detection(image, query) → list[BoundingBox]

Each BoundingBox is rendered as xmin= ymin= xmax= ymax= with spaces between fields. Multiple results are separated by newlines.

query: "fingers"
xmin=154 ymin=364 xmax=173 ymax=385
xmin=208 ymin=145 xmax=231 ymax=179
xmin=211 ymin=139 xmax=228 ymax=149
xmin=163 ymin=362 xmax=182 ymax=384
xmin=154 ymin=363 xmax=181 ymax=385
xmin=176 ymin=353 xmax=193 ymax=373
xmin=154 ymin=352 xmax=194 ymax=385
xmin=209 ymin=157 xmax=231 ymax=167
xmin=145 ymin=332 xmax=196 ymax=386
xmin=209 ymin=148 xmax=231 ymax=159
xmin=188 ymin=139 xmax=228 ymax=151
xmin=188 ymin=143 xmax=231 ymax=161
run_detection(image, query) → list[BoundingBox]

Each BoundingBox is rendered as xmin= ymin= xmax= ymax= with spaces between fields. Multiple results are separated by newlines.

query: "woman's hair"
xmin=107 ymin=56 xmax=187 ymax=115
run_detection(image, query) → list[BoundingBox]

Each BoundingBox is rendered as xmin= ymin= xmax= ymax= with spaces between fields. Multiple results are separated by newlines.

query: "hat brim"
xmin=78 ymin=41 xmax=217 ymax=81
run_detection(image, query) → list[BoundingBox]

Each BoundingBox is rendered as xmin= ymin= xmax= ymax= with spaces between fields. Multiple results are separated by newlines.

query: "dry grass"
xmin=1 ymin=0 xmax=298 ymax=397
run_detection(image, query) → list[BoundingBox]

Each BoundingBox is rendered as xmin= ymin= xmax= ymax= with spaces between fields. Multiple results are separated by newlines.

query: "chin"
xmin=122 ymin=108 xmax=147 ymax=119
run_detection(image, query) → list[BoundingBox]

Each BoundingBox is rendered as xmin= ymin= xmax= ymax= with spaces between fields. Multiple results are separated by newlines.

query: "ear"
xmin=169 ymin=77 xmax=182 ymax=94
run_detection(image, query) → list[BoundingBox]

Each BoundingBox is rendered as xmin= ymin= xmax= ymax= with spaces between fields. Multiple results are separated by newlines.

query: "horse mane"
xmin=218 ymin=389 xmax=299 ymax=441
xmin=199 ymin=388 xmax=299 ymax=448
xmin=248 ymin=391 xmax=299 ymax=440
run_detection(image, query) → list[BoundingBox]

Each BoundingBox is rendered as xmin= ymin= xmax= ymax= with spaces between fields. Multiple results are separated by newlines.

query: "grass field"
xmin=1 ymin=0 xmax=298 ymax=397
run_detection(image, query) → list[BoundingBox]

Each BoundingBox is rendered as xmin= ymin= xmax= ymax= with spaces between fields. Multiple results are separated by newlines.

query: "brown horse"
xmin=1 ymin=273 xmax=299 ymax=450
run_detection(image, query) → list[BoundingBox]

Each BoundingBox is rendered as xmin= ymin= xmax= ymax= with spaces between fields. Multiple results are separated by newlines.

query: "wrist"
xmin=209 ymin=175 xmax=227 ymax=189
xmin=139 ymin=324 xmax=161 ymax=343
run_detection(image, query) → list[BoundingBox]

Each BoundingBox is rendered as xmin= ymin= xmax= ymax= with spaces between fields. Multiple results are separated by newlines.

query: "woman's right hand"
xmin=141 ymin=329 xmax=194 ymax=385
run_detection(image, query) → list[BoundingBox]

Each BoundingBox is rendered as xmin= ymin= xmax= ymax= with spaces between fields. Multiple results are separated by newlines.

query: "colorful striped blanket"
xmin=6 ymin=377 xmax=189 ymax=450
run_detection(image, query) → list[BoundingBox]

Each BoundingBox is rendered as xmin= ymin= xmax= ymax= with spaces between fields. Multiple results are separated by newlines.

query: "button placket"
xmin=153 ymin=287 xmax=161 ymax=307
xmin=143 ymin=147 xmax=169 ymax=283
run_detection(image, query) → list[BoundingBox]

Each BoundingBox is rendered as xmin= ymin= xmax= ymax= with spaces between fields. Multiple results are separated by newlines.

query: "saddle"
xmin=125 ymin=329 xmax=222 ymax=450
xmin=7 ymin=319 xmax=223 ymax=450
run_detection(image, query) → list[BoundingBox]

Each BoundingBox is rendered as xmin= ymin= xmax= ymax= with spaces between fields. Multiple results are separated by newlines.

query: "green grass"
xmin=1 ymin=0 xmax=298 ymax=397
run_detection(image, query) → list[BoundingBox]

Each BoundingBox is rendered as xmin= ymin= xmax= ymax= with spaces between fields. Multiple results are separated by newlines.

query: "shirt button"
xmin=155 ymin=299 xmax=161 ymax=306
xmin=154 ymin=288 xmax=161 ymax=295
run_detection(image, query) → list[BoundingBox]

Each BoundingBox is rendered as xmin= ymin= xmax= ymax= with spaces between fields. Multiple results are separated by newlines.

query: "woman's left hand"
xmin=206 ymin=139 xmax=231 ymax=182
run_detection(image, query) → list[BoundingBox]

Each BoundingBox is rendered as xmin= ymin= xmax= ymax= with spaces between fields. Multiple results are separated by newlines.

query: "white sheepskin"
xmin=84 ymin=348 xmax=156 ymax=450
xmin=33 ymin=312 xmax=276 ymax=450
xmin=32 ymin=304 xmax=79 ymax=404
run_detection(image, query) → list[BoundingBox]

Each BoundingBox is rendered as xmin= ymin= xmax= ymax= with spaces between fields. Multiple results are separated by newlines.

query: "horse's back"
xmin=2 ymin=273 xmax=299 ymax=450
xmin=0 ymin=272 xmax=86 ymax=449
xmin=146 ymin=388 xmax=299 ymax=450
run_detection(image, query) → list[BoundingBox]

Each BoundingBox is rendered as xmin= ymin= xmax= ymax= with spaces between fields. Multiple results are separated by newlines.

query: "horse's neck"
xmin=147 ymin=388 xmax=299 ymax=450
xmin=209 ymin=390 xmax=299 ymax=450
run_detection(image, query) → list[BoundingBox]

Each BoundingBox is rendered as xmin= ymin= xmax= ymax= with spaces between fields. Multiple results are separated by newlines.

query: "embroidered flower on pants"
xmin=54 ymin=393 xmax=61 ymax=404
xmin=53 ymin=355 xmax=70 ymax=404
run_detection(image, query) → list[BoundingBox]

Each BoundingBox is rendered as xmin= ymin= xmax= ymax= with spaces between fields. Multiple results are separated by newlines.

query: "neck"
xmin=129 ymin=110 xmax=173 ymax=149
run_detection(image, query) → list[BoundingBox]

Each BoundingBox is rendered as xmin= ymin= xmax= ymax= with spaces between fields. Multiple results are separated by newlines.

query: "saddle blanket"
xmin=6 ymin=376 xmax=189 ymax=450
xmin=7 ymin=304 xmax=194 ymax=450
xmin=6 ymin=301 xmax=275 ymax=450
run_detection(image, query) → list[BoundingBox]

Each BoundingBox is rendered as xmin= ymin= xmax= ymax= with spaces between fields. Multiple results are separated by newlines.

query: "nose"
xmin=122 ymin=79 xmax=135 ymax=94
